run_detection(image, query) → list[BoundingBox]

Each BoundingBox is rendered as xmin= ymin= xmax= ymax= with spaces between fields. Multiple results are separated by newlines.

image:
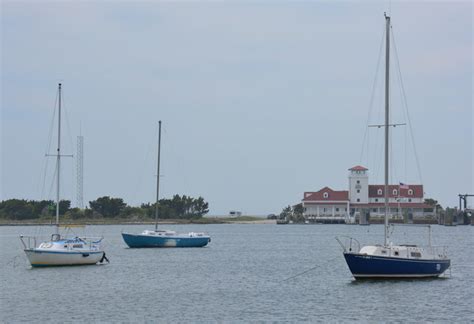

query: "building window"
xmin=377 ymin=189 xmax=382 ymax=195
xmin=375 ymin=199 xmax=378 ymax=202
xmin=323 ymin=192 xmax=329 ymax=198
xmin=408 ymin=189 xmax=413 ymax=195
xmin=393 ymin=189 xmax=398 ymax=195
xmin=357 ymin=199 xmax=360 ymax=202
xmin=357 ymin=190 xmax=360 ymax=193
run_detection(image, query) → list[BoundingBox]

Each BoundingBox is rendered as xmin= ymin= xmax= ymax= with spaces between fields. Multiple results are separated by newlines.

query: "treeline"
xmin=0 ymin=195 xmax=209 ymax=221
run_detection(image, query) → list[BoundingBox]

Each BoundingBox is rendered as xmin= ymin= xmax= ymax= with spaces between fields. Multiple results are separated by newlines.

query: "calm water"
xmin=1 ymin=224 xmax=473 ymax=322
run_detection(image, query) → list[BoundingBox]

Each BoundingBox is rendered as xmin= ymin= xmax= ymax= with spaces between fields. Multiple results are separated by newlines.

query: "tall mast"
xmin=384 ymin=14 xmax=390 ymax=246
xmin=56 ymin=83 xmax=62 ymax=233
xmin=154 ymin=121 xmax=162 ymax=231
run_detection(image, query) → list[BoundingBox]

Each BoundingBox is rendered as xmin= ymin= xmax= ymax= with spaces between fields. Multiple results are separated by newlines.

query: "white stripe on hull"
xmin=25 ymin=249 xmax=103 ymax=266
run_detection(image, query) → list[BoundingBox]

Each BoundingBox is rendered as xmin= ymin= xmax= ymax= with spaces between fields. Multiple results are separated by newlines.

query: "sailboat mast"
xmin=154 ymin=121 xmax=162 ymax=231
xmin=384 ymin=14 xmax=390 ymax=246
xmin=56 ymin=83 xmax=62 ymax=233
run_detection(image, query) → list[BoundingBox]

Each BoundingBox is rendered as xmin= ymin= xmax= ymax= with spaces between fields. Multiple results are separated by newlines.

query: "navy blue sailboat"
xmin=339 ymin=14 xmax=450 ymax=279
xmin=121 ymin=121 xmax=211 ymax=248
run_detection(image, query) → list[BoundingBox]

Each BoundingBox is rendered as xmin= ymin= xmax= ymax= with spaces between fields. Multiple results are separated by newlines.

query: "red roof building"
xmin=301 ymin=166 xmax=433 ymax=223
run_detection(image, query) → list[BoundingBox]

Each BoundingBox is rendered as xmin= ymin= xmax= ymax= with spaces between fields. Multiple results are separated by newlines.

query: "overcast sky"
xmin=1 ymin=1 xmax=472 ymax=215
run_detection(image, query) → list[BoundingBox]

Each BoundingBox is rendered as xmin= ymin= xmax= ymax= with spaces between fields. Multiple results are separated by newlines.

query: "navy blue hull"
xmin=343 ymin=253 xmax=450 ymax=279
xmin=122 ymin=233 xmax=210 ymax=248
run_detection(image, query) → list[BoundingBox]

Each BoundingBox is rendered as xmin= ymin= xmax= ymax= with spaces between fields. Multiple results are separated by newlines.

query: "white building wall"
xmin=368 ymin=197 xmax=424 ymax=203
xmin=304 ymin=203 xmax=348 ymax=217
xmin=348 ymin=170 xmax=369 ymax=204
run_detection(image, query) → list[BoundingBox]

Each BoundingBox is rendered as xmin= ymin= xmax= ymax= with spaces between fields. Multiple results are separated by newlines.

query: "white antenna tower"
xmin=76 ymin=133 xmax=84 ymax=209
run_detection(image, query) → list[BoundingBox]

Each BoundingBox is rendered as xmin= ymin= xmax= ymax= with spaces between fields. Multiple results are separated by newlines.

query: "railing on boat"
xmin=19 ymin=235 xmax=103 ymax=251
xmin=336 ymin=236 xmax=361 ymax=253
xmin=19 ymin=235 xmax=37 ymax=250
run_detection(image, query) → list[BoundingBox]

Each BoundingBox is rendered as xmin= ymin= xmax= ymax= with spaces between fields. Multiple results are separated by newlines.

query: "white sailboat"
xmin=20 ymin=83 xmax=108 ymax=267
xmin=338 ymin=14 xmax=450 ymax=279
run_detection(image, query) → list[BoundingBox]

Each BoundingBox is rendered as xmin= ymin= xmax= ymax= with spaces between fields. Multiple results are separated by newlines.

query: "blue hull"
xmin=122 ymin=233 xmax=210 ymax=248
xmin=343 ymin=253 xmax=450 ymax=279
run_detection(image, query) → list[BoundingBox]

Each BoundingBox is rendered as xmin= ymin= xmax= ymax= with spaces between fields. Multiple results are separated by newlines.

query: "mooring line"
xmin=3 ymin=254 xmax=23 ymax=269
xmin=282 ymin=256 xmax=340 ymax=282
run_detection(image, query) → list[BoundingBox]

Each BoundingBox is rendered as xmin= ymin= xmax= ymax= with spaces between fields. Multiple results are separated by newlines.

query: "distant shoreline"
xmin=0 ymin=217 xmax=277 ymax=226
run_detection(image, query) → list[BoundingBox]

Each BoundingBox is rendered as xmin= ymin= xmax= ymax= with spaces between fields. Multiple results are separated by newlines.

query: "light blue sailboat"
xmin=20 ymin=83 xmax=107 ymax=266
xmin=121 ymin=121 xmax=211 ymax=248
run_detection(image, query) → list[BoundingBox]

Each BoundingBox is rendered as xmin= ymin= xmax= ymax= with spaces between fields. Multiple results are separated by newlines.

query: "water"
xmin=1 ymin=224 xmax=473 ymax=322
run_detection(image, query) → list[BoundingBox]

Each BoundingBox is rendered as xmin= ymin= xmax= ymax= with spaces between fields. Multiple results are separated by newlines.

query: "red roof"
xmin=303 ymin=187 xmax=349 ymax=202
xmin=349 ymin=165 xmax=368 ymax=171
xmin=368 ymin=185 xmax=423 ymax=198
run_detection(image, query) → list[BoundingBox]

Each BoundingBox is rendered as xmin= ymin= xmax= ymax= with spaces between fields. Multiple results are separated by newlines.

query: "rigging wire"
xmin=59 ymin=88 xmax=76 ymax=203
xmin=47 ymin=161 xmax=58 ymax=202
xmin=391 ymin=28 xmax=424 ymax=185
xmin=359 ymin=24 xmax=386 ymax=166
xmin=131 ymin=125 xmax=159 ymax=206
xmin=39 ymin=89 xmax=59 ymax=199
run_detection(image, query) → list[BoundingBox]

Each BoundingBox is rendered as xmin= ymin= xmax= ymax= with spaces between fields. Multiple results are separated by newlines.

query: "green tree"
xmin=291 ymin=203 xmax=305 ymax=223
xmin=89 ymin=196 xmax=127 ymax=218
xmin=279 ymin=205 xmax=292 ymax=220
xmin=0 ymin=199 xmax=34 ymax=220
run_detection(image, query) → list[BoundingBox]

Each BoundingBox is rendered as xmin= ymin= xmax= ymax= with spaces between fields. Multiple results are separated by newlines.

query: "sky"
xmin=1 ymin=1 xmax=472 ymax=215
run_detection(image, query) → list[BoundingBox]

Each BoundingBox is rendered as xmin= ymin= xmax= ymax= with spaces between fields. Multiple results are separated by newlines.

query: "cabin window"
xmin=323 ymin=192 xmax=329 ymax=198
xmin=381 ymin=250 xmax=387 ymax=254
xmin=375 ymin=199 xmax=378 ymax=202
xmin=394 ymin=251 xmax=399 ymax=256
xmin=357 ymin=190 xmax=360 ymax=193
xmin=357 ymin=180 xmax=360 ymax=184
xmin=372 ymin=209 xmax=377 ymax=212
xmin=408 ymin=189 xmax=413 ymax=195
xmin=356 ymin=199 xmax=360 ymax=202
xmin=72 ymin=244 xmax=83 ymax=248
xmin=377 ymin=189 xmax=382 ymax=195
xmin=408 ymin=199 xmax=412 ymax=202
xmin=393 ymin=189 xmax=398 ymax=195
xmin=336 ymin=208 xmax=339 ymax=212
xmin=411 ymin=252 xmax=422 ymax=258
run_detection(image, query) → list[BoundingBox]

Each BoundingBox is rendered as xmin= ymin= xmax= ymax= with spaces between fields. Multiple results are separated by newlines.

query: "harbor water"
xmin=1 ymin=224 xmax=473 ymax=322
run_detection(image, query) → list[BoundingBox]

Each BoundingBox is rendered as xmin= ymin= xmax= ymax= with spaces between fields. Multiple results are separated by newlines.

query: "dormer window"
xmin=377 ymin=189 xmax=382 ymax=195
xmin=393 ymin=189 xmax=398 ymax=195
xmin=408 ymin=189 xmax=413 ymax=196
xmin=323 ymin=192 xmax=329 ymax=199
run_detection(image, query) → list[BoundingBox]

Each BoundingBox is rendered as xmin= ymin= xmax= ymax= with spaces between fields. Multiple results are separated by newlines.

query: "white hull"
xmin=24 ymin=249 xmax=104 ymax=267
